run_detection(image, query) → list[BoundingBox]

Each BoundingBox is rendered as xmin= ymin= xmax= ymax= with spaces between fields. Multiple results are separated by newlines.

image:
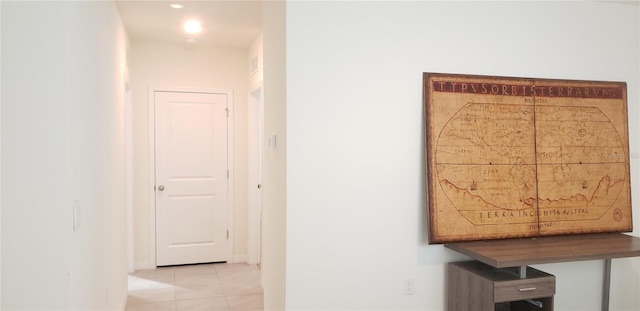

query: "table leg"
xmin=602 ymin=258 xmax=611 ymax=311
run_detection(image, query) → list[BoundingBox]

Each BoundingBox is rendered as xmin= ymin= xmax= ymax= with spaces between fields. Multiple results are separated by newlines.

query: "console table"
xmin=445 ymin=233 xmax=640 ymax=311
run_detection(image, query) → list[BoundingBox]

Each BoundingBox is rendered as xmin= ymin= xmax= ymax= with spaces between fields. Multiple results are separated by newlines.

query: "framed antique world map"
xmin=423 ymin=73 xmax=632 ymax=243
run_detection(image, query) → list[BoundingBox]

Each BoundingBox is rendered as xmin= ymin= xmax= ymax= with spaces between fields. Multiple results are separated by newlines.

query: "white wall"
xmin=250 ymin=34 xmax=264 ymax=89
xmin=1 ymin=1 xmax=128 ymax=310
xmin=130 ymin=41 xmax=249 ymax=268
xmin=0 ymin=2 xmax=3 ymax=307
xmin=284 ymin=1 xmax=640 ymax=310
xmin=262 ymin=1 xmax=287 ymax=310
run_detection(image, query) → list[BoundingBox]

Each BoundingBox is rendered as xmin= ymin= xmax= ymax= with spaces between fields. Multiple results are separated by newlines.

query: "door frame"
xmin=124 ymin=72 xmax=134 ymax=273
xmin=148 ymin=86 xmax=234 ymax=267
xmin=247 ymin=82 xmax=264 ymax=264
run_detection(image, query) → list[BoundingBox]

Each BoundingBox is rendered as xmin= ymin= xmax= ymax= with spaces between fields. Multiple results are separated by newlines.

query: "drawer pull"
xmin=519 ymin=287 xmax=537 ymax=292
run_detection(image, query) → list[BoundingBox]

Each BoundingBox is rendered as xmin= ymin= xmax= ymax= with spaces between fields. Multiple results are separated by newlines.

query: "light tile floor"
xmin=125 ymin=263 xmax=263 ymax=311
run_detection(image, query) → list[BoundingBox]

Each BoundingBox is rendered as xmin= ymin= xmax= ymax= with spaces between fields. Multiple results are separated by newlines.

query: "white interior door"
xmin=155 ymin=91 xmax=228 ymax=266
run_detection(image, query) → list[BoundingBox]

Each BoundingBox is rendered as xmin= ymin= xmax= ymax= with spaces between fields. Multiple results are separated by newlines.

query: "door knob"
xmin=157 ymin=185 xmax=165 ymax=191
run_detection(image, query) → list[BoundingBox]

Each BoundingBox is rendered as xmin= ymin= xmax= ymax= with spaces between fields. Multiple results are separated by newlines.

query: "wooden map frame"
xmin=424 ymin=73 xmax=632 ymax=244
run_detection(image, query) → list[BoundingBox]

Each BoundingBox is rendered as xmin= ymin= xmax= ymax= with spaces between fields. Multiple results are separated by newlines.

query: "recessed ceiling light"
xmin=183 ymin=20 xmax=202 ymax=34
xmin=170 ymin=4 xmax=183 ymax=9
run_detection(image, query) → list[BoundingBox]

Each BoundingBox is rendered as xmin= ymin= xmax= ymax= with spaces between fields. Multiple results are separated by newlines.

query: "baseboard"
xmin=232 ymin=254 xmax=248 ymax=263
xmin=134 ymin=260 xmax=155 ymax=271
xmin=119 ymin=286 xmax=128 ymax=311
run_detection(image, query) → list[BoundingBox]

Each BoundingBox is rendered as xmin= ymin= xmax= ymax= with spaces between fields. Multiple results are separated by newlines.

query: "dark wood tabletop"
xmin=445 ymin=232 xmax=640 ymax=268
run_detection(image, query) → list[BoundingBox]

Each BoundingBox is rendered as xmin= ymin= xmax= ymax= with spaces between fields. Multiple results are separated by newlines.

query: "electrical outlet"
xmin=404 ymin=278 xmax=415 ymax=295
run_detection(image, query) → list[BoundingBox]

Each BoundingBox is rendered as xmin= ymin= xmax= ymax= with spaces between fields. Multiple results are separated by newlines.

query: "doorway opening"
xmin=248 ymin=84 xmax=264 ymax=266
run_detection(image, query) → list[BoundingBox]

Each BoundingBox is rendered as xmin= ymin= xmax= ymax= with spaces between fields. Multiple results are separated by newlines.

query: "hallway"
xmin=125 ymin=263 xmax=263 ymax=311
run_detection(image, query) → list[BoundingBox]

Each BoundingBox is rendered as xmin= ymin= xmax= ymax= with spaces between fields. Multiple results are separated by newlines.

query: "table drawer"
xmin=494 ymin=276 xmax=555 ymax=303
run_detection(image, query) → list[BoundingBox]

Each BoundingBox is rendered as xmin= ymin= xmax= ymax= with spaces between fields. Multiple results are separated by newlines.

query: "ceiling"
xmin=115 ymin=1 xmax=263 ymax=48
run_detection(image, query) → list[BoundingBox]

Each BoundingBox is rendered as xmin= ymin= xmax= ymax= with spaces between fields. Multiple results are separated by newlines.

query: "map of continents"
xmin=424 ymin=73 xmax=632 ymax=243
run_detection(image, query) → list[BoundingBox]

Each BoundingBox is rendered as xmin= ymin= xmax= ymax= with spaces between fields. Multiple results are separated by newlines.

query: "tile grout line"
xmin=173 ymin=269 xmax=177 ymax=311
